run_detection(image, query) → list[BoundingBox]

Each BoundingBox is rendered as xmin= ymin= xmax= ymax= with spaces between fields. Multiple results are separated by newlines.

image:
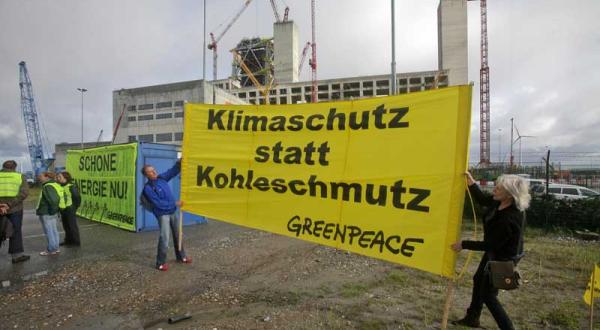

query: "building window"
xmin=156 ymin=101 xmax=172 ymax=109
xmin=363 ymin=90 xmax=373 ymax=96
xmin=291 ymin=95 xmax=302 ymax=104
xmin=138 ymin=103 xmax=154 ymax=110
xmin=127 ymin=116 xmax=136 ymax=122
xmin=409 ymin=77 xmax=421 ymax=84
xmin=270 ymin=89 xmax=277 ymax=95
xmin=279 ymin=88 xmax=287 ymax=95
xmin=128 ymin=135 xmax=137 ymax=142
xmin=174 ymin=112 xmax=183 ymax=118
xmin=156 ymin=113 xmax=173 ymax=120
xmin=376 ymin=89 xmax=388 ymax=96
xmin=410 ymin=86 xmax=422 ymax=92
xmin=318 ymin=85 xmax=328 ymax=91
xmin=398 ymin=78 xmax=407 ymax=85
xmin=332 ymin=83 xmax=341 ymax=90
xmin=362 ymin=81 xmax=373 ymax=88
xmin=127 ymin=105 xmax=137 ymax=111
xmin=269 ymin=97 xmax=277 ymax=104
xmin=345 ymin=90 xmax=360 ymax=98
xmin=138 ymin=114 xmax=154 ymax=121
xmin=238 ymin=92 xmax=247 ymax=98
xmin=138 ymin=134 xmax=153 ymax=143
xmin=249 ymin=91 xmax=256 ymax=97
xmin=376 ymin=80 xmax=389 ymax=87
xmin=279 ymin=96 xmax=287 ymax=104
xmin=156 ymin=133 xmax=173 ymax=142
xmin=318 ymin=93 xmax=328 ymax=100
xmin=174 ymin=100 xmax=184 ymax=107
xmin=291 ymin=87 xmax=302 ymax=94
xmin=174 ymin=132 xmax=183 ymax=141
xmin=344 ymin=82 xmax=360 ymax=90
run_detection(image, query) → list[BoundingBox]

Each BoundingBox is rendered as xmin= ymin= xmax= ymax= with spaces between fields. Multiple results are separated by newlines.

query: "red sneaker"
xmin=157 ymin=264 xmax=169 ymax=271
xmin=179 ymin=257 xmax=192 ymax=264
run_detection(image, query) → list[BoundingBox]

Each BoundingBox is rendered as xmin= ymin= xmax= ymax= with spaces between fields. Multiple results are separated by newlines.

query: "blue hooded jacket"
xmin=143 ymin=161 xmax=180 ymax=217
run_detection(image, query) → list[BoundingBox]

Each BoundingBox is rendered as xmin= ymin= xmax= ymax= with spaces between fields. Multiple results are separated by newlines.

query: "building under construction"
xmin=111 ymin=0 xmax=467 ymax=146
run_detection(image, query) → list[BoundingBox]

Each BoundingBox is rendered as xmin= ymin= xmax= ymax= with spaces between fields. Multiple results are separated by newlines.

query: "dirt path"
xmin=1 ymin=219 xmax=597 ymax=329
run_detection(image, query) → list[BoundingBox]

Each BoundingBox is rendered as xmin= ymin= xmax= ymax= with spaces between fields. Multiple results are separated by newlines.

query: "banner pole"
xmin=441 ymin=279 xmax=454 ymax=330
xmin=178 ymin=208 xmax=183 ymax=252
xmin=591 ymin=264 xmax=596 ymax=330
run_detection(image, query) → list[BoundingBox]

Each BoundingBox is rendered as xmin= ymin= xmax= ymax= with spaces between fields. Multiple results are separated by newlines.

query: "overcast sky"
xmin=1 ymin=0 xmax=599 ymax=171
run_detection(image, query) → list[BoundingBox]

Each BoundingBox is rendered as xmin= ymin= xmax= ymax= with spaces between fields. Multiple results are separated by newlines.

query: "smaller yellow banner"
xmin=583 ymin=264 xmax=600 ymax=305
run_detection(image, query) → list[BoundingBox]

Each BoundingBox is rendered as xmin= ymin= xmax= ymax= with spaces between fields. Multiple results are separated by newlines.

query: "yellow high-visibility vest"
xmin=63 ymin=183 xmax=73 ymax=208
xmin=37 ymin=182 xmax=67 ymax=209
xmin=0 ymin=172 xmax=22 ymax=197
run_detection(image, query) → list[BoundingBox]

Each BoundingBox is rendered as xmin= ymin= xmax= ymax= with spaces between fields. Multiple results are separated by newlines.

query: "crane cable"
xmin=454 ymin=179 xmax=478 ymax=281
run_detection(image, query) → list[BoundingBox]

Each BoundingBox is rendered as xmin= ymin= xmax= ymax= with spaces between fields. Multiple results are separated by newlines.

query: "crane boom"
xmin=18 ymin=61 xmax=53 ymax=177
xmin=297 ymin=42 xmax=311 ymax=73
xmin=231 ymin=50 xmax=273 ymax=104
xmin=207 ymin=0 xmax=253 ymax=81
xmin=310 ymin=0 xmax=317 ymax=103
xmin=269 ymin=0 xmax=281 ymax=22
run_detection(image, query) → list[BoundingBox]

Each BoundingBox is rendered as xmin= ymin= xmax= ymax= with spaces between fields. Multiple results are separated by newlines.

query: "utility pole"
xmin=390 ymin=0 xmax=397 ymax=95
xmin=77 ymin=88 xmax=88 ymax=149
xmin=510 ymin=117 xmax=514 ymax=168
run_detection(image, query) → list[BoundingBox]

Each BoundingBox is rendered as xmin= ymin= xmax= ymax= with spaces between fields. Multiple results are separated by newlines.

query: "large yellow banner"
xmin=181 ymin=86 xmax=471 ymax=277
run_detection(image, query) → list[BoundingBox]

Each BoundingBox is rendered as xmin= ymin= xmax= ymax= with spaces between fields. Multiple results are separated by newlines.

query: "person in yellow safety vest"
xmin=0 ymin=160 xmax=30 ymax=263
xmin=36 ymin=172 xmax=62 ymax=256
xmin=56 ymin=172 xmax=81 ymax=246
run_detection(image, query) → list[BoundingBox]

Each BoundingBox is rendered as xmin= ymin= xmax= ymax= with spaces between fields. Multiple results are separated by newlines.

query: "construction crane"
xmin=18 ymin=61 xmax=54 ymax=177
xmin=298 ymin=41 xmax=311 ymax=73
xmin=207 ymin=0 xmax=253 ymax=82
xmin=309 ymin=0 xmax=317 ymax=103
xmin=231 ymin=49 xmax=274 ymax=104
xmin=468 ymin=0 xmax=491 ymax=166
xmin=269 ymin=0 xmax=289 ymax=23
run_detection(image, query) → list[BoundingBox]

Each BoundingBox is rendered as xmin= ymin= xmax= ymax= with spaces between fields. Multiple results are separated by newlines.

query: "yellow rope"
xmin=455 ymin=179 xmax=478 ymax=280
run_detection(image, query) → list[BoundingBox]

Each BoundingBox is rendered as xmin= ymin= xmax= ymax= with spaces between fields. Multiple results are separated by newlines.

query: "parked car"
xmin=532 ymin=183 xmax=600 ymax=200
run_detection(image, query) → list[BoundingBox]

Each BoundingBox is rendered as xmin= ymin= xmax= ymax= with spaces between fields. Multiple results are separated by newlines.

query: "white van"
xmin=532 ymin=183 xmax=600 ymax=200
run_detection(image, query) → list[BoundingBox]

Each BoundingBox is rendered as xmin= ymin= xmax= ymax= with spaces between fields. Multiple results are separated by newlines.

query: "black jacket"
xmin=461 ymin=184 xmax=523 ymax=261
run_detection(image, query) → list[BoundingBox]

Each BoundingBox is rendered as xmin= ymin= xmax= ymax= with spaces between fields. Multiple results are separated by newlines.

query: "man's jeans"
xmin=39 ymin=214 xmax=60 ymax=253
xmin=6 ymin=210 xmax=24 ymax=255
xmin=156 ymin=213 xmax=186 ymax=266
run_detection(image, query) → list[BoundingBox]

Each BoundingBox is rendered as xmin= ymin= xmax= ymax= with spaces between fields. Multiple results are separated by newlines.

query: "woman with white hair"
xmin=451 ymin=172 xmax=530 ymax=330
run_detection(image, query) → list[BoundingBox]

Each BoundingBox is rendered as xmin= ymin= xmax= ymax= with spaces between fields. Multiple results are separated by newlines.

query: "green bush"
xmin=526 ymin=196 xmax=600 ymax=231
xmin=463 ymin=189 xmax=600 ymax=232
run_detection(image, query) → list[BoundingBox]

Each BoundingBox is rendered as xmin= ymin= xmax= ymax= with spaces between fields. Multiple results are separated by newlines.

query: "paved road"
xmin=0 ymin=208 xmax=210 ymax=288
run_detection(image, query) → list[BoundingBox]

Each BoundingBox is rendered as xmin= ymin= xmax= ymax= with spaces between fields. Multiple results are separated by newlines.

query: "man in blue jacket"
xmin=142 ymin=159 xmax=191 ymax=271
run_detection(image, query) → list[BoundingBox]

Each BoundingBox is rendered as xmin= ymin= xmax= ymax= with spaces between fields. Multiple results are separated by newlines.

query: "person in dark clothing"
xmin=36 ymin=172 xmax=62 ymax=255
xmin=451 ymin=172 xmax=530 ymax=329
xmin=141 ymin=159 xmax=191 ymax=271
xmin=57 ymin=172 xmax=81 ymax=246
xmin=0 ymin=160 xmax=30 ymax=263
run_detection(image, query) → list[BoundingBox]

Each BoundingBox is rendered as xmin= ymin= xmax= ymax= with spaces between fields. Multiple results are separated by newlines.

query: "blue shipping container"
xmin=135 ymin=142 xmax=206 ymax=231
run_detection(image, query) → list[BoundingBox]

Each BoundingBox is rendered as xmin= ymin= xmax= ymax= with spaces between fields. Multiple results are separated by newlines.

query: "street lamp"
xmin=77 ymin=88 xmax=88 ymax=149
xmin=497 ymin=128 xmax=502 ymax=164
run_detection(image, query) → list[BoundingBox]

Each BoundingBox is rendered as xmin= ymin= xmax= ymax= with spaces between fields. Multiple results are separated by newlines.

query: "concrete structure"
xmin=273 ymin=21 xmax=299 ymax=83
xmin=112 ymin=80 xmax=246 ymax=145
xmin=230 ymin=70 xmax=448 ymax=105
xmin=53 ymin=141 xmax=112 ymax=170
xmin=438 ymin=0 xmax=468 ymax=86
xmin=110 ymin=0 xmax=464 ymax=147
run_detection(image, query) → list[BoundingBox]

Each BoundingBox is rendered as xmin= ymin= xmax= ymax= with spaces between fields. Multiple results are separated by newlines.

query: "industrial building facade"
xmin=111 ymin=0 xmax=467 ymax=146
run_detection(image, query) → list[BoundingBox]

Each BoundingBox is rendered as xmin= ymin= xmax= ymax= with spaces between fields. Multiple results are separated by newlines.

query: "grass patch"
xmin=341 ymin=283 xmax=369 ymax=298
xmin=357 ymin=318 xmax=387 ymax=330
xmin=539 ymin=302 xmax=582 ymax=330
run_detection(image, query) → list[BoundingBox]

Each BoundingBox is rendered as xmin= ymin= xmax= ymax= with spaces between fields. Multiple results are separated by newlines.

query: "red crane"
xmin=207 ymin=0 xmax=253 ymax=82
xmin=269 ymin=0 xmax=289 ymax=23
xmin=309 ymin=0 xmax=317 ymax=103
xmin=297 ymin=41 xmax=311 ymax=73
xmin=469 ymin=0 xmax=491 ymax=165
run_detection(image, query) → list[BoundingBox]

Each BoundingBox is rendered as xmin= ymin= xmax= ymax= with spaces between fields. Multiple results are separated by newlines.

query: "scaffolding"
xmin=231 ymin=37 xmax=274 ymax=88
